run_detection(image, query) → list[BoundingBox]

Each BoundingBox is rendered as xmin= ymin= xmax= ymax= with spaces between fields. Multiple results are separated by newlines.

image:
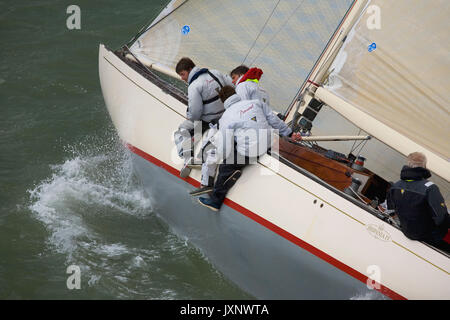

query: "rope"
xmin=348 ymin=186 xmax=369 ymax=206
xmin=354 ymin=136 xmax=369 ymax=157
xmin=349 ymin=129 xmax=362 ymax=154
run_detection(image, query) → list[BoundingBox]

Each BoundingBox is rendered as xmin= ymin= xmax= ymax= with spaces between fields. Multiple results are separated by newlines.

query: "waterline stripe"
xmin=124 ymin=142 xmax=406 ymax=300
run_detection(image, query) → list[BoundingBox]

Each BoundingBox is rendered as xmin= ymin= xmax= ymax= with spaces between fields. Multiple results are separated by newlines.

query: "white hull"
xmin=98 ymin=44 xmax=450 ymax=300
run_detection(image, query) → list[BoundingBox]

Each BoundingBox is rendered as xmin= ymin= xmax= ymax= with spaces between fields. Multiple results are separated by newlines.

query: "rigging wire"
xmin=349 ymin=135 xmax=370 ymax=158
xmin=349 ymin=129 xmax=362 ymax=154
xmin=125 ymin=0 xmax=189 ymax=48
xmin=242 ymin=0 xmax=282 ymax=65
xmin=348 ymin=128 xmax=371 ymax=158
xmin=283 ymin=0 xmax=358 ymax=118
xmin=249 ymin=0 xmax=307 ymax=66
xmin=356 ymin=138 xmax=369 ymax=156
xmin=350 ymin=139 xmax=365 ymax=155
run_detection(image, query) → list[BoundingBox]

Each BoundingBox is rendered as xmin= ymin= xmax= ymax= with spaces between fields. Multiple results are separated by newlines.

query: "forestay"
xmin=130 ymin=0 xmax=354 ymax=113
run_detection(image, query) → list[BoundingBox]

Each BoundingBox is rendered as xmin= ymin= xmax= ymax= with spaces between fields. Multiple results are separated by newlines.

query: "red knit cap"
xmin=238 ymin=67 xmax=263 ymax=84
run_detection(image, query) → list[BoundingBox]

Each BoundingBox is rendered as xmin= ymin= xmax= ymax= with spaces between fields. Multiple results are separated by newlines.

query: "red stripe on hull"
xmin=125 ymin=142 xmax=406 ymax=300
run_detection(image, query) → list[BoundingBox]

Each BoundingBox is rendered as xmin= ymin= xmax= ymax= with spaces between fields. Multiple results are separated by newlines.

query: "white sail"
xmin=148 ymin=0 xmax=186 ymax=29
xmin=320 ymin=0 xmax=450 ymax=182
xmin=130 ymin=0 xmax=354 ymax=112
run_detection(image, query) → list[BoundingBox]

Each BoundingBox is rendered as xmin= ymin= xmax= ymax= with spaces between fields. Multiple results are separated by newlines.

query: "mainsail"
xmin=128 ymin=0 xmax=449 ymax=198
xmin=130 ymin=0 xmax=354 ymax=113
xmin=316 ymin=0 xmax=450 ymax=182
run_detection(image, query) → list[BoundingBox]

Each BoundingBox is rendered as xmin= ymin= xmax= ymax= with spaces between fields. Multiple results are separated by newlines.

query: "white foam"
xmin=26 ymin=139 xmax=219 ymax=298
xmin=27 ymin=142 xmax=152 ymax=262
xmin=88 ymin=275 xmax=101 ymax=287
xmin=132 ymin=255 xmax=147 ymax=268
xmin=28 ymin=170 xmax=90 ymax=256
xmin=94 ymin=243 xmax=129 ymax=257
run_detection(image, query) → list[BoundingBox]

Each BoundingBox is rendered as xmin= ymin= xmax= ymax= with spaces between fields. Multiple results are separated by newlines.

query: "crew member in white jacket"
xmin=197 ymin=86 xmax=301 ymax=211
xmin=191 ymin=65 xmax=271 ymax=196
xmin=230 ymin=65 xmax=270 ymax=104
xmin=174 ymin=57 xmax=232 ymax=182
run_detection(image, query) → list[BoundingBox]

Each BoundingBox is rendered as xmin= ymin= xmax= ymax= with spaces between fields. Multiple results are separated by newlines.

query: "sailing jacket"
xmin=387 ymin=166 xmax=449 ymax=242
xmin=236 ymin=80 xmax=270 ymax=105
xmin=187 ymin=66 xmax=232 ymax=123
xmin=235 ymin=70 xmax=270 ymax=105
xmin=213 ymin=94 xmax=292 ymax=159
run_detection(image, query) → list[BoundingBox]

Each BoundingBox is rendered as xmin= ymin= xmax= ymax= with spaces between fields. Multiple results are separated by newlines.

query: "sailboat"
xmin=98 ymin=0 xmax=450 ymax=299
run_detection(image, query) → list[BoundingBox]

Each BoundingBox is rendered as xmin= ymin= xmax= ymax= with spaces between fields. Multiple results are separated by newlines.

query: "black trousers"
xmin=426 ymin=215 xmax=450 ymax=254
xmin=210 ymin=147 xmax=253 ymax=206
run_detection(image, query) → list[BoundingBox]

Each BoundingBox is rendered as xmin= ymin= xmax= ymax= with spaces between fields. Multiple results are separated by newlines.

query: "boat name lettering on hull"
xmin=367 ymin=224 xmax=391 ymax=242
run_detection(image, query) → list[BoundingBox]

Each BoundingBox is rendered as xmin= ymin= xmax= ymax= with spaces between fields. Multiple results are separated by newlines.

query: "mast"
xmin=284 ymin=0 xmax=368 ymax=125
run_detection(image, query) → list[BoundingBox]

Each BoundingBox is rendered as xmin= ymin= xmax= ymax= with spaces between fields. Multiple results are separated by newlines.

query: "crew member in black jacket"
xmin=387 ymin=152 xmax=449 ymax=253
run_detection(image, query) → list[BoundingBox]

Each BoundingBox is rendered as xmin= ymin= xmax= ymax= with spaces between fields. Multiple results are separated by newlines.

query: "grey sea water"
xmin=0 ymin=0 xmax=252 ymax=299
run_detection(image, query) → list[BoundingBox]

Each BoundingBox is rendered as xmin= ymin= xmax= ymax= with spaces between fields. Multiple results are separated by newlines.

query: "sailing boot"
xmin=197 ymin=197 xmax=220 ymax=212
xmin=180 ymin=156 xmax=204 ymax=178
xmin=187 ymin=161 xmax=202 ymax=170
xmin=189 ymin=176 xmax=214 ymax=196
xmin=180 ymin=156 xmax=193 ymax=178
xmin=197 ymin=169 xmax=242 ymax=211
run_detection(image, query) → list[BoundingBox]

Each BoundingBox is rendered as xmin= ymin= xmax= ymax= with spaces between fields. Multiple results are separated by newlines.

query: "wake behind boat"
xmin=99 ymin=0 xmax=450 ymax=299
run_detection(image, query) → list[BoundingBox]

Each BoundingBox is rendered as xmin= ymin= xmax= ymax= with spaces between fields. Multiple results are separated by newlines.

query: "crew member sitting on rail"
xmin=174 ymin=57 xmax=232 ymax=186
xmin=197 ymin=85 xmax=301 ymax=211
xmin=190 ymin=65 xmax=274 ymax=196
xmin=387 ymin=152 xmax=450 ymax=253
xmin=230 ymin=65 xmax=270 ymax=104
